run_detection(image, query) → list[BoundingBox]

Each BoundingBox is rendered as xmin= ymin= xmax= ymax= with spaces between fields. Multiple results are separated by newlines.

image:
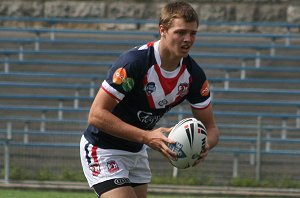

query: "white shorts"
xmin=80 ymin=135 xmax=152 ymax=188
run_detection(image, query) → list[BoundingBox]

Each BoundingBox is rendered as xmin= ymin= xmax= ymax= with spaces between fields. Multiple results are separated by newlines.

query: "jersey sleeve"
xmin=186 ymin=64 xmax=211 ymax=109
xmin=101 ymin=51 xmax=140 ymax=102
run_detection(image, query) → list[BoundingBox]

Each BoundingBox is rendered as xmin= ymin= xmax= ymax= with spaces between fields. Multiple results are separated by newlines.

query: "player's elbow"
xmin=87 ymin=108 xmax=102 ymax=127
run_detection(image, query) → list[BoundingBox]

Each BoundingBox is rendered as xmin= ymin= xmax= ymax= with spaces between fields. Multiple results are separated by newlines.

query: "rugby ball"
xmin=168 ymin=118 xmax=207 ymax=169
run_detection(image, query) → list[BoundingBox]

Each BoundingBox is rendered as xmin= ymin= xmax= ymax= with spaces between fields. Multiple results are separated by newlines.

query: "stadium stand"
xmin=0 ymin=17 xmax=300 ymax=185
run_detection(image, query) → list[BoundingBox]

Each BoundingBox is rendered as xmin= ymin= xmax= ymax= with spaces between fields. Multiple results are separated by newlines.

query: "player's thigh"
xmin=100 ymin=185 xmax=137 ymax=198
xmin=134 ymin=184 xmax=148 ymax=198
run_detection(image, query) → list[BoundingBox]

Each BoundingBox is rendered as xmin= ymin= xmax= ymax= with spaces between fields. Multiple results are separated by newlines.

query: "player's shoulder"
xmin=183 ymin=55 xmax=206 ymax=75
xmin=120 ymin=41 xmax=155 ymax=61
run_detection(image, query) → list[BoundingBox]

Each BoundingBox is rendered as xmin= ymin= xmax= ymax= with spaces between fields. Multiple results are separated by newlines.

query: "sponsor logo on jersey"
xmin=158 ymin=99 xmax=168 ymax=106
xmin=137 ymin=111 xmax=161 ymax=129
xmin=107 ymin=160 xmax=119 ymax=174
xmin=122 ymin=77 xmax=134 ymax=92
xmin=112 ymin=68 xmax=134 ymax=92
xmin=113 ymin=68 xmax=127 ymax=85
xmin=89 ymin=163 xmax=101 ymax=176
xmin=168 ymin=142 xmax=187 ymax=160
xmin=145 ymin=82 xmax=156 ymax=95
xmin=201 ymin=80 xmax=210 ymax=97
xmin=114 ymin=178 xmax=131 ymax=185
xmin=177 ymin=83 xmax=189 ymax=97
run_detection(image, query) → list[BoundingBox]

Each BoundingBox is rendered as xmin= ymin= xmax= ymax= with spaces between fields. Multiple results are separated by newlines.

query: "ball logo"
xmin=168 ymin=142 xmax=187 ymax=160
xmin=113 ymin=68 xmax=127 ymax=85
xmin=201 ymin=80 xmax=210 ymax=97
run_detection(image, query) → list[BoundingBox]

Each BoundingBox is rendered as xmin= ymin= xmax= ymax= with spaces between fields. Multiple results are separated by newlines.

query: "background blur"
xmin=0 ymin=0 xmax=300 ymax=193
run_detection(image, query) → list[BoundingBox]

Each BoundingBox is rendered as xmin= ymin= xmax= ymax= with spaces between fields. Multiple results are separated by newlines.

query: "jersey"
xmin=84 ymin=40 xmax=211 ymax=152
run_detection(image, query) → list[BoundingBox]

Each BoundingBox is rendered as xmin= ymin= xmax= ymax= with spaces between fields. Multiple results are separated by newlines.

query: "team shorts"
xmin=80 ymin=135 xmax=152 ymax=196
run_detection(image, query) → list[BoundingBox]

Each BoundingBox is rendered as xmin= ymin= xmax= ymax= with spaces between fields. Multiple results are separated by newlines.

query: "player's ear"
xmin=159 ymin=25 xmax=166 ymax=37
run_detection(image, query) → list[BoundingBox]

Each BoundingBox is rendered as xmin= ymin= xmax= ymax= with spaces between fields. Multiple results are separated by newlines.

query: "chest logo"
xmin=177 ymin=83 xmax=189 ymax=97
xmin=145 ymin=82 xmax=156 ymax=95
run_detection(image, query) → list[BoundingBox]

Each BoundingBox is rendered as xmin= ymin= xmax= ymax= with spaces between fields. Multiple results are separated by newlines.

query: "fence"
xmin=1 ymin=17 xmax=300 ymax=185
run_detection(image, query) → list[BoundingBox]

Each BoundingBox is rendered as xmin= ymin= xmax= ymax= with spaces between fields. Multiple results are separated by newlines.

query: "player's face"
xmin=161 ymin=18 xmax=198 ymax=58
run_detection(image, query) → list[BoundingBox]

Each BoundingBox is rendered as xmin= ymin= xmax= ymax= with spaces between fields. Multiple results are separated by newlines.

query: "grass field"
xmin=0 ymin=189 xmax=201 ymax=198
xmin=0 ymin=189 xmax=280 ymax=198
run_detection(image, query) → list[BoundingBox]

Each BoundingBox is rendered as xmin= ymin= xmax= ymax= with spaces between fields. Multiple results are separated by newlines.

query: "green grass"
xmin=0 ymin=189 xmax=280 ymax=198
xmin=0 ymin=189 xmax=201 ymax=198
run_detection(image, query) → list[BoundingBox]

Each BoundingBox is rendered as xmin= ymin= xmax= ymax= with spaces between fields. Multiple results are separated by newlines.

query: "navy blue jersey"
xmin=84 ymin=41 xmax=211 ymax=152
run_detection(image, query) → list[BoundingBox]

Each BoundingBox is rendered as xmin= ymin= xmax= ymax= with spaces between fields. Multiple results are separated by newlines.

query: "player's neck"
xmin=160 ymin=61 xmax=180 ymax=71
xmin=159 ymin=47 xmax=181 ymax=71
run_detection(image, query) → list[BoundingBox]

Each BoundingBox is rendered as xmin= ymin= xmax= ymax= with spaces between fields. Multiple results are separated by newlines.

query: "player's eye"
xmin=190 ymin=31 xmax=197 ymax=36
xmin=176 ymin=31 xmax=185 ymax=36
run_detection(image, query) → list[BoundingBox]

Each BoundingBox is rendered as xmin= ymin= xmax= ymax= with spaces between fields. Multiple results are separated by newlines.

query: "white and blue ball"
xmin=168 ymin=118 xmax=207 ymax=169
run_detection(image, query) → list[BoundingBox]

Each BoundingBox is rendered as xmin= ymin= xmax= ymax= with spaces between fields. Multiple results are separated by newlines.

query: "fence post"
xmin=224 ymin=72 xmax=229 ymax=90
xmin=40 ymin=111 xmax=46 ymax=132
xmin=90 ymin=81 xmax=95 ymax=98
xmin=4 ymin=56 xmax=9 ymax=73
xmin=58 ymin=100 xmax=64 ymax=120
xmin=19 ymin=44 xmax=24 ymax=61
xmin=74 ymin=91 xmax=79 ymax=109
xmin=255 ymin=51 xmax=261 ymax=68
xmin=240 ymin=60 xmax=246 ymax=79
xmin=265 ymin=129 xmax=271 ymax=152
xmin=296 ymin=107 xmax=300 ymax=128
xmin=233 ymin=153 xmax=239 ymax=178
xmin=256 ymin=116 xmax=262 ymax=181
xmin=4 ymin=122 xmax=12 ymax=184
xmin=172 ymin=106 xmax=184 ymax=178
xmin=34 ymin=32 xmax=40 ymax=51
xmin=281 ymin=119 xmax=287 ymax=139
xmin=4 ymin=140 xmax=10 ymax=184
xmin=24 ymin=121 xmax=29 ymax=143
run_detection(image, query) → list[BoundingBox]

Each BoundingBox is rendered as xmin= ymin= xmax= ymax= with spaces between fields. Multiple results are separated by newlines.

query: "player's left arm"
xmin=191 ymin=103 xmax=220 ymax=165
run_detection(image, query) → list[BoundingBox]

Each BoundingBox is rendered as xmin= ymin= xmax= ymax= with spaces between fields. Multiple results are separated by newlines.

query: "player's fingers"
xmin=160 ymin=127 xmax=173 ymax=137
xmin=160 ymin=128 xmax=176 ymax=144
xmin=162 ymin=142 xmax=177 ymax=160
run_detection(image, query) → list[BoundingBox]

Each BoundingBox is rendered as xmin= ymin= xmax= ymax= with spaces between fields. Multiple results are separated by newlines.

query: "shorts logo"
xmin=114 ymin=178 xmax=131 ymax=185
xmin=89 ymin=163 xmax=101 ymax=176
xmin=177 ymin=83 xmax=189 ymax=97
xmin=145 ymin=82 xmax=156 ymax=95
xmin=107 ymin=160 xmax=119 ymax=174
xmin=201 ymin=80 xmax=210 ymax=97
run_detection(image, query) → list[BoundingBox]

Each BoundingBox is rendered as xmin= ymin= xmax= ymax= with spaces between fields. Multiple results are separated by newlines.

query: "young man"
xmin=80 ymin=1 xmax=220 ymax=198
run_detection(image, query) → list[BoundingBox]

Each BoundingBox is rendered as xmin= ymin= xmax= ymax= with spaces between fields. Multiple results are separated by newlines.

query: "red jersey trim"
xmin=101 ymin=86 xmax=121 ymax=102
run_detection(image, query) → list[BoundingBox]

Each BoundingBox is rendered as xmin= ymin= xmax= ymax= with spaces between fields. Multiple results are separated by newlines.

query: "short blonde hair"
xmin=159 ymin=1 xmax=199 ymax=30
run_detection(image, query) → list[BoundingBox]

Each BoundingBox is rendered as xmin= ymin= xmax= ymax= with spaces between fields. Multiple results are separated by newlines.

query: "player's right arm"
xmin=88 ymin=87 xmax=176 ymax=160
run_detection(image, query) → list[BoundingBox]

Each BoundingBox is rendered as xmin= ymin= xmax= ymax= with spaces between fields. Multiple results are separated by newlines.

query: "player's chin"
xmin=177 ymin=51 xmax=189 ymax=58
xmin=178 ymin=49 xmax=190 ymax=57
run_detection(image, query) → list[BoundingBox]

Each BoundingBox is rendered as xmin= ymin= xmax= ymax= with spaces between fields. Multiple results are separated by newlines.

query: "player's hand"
xmin=144 ymin=127 xmax=177 ymax=161
xmin=192 ymin=143 xmax=209 ymax=167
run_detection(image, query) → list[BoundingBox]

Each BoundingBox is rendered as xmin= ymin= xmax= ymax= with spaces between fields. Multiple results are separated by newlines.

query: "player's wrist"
xmin=140 ymin=130 xmax=150 ymax=145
